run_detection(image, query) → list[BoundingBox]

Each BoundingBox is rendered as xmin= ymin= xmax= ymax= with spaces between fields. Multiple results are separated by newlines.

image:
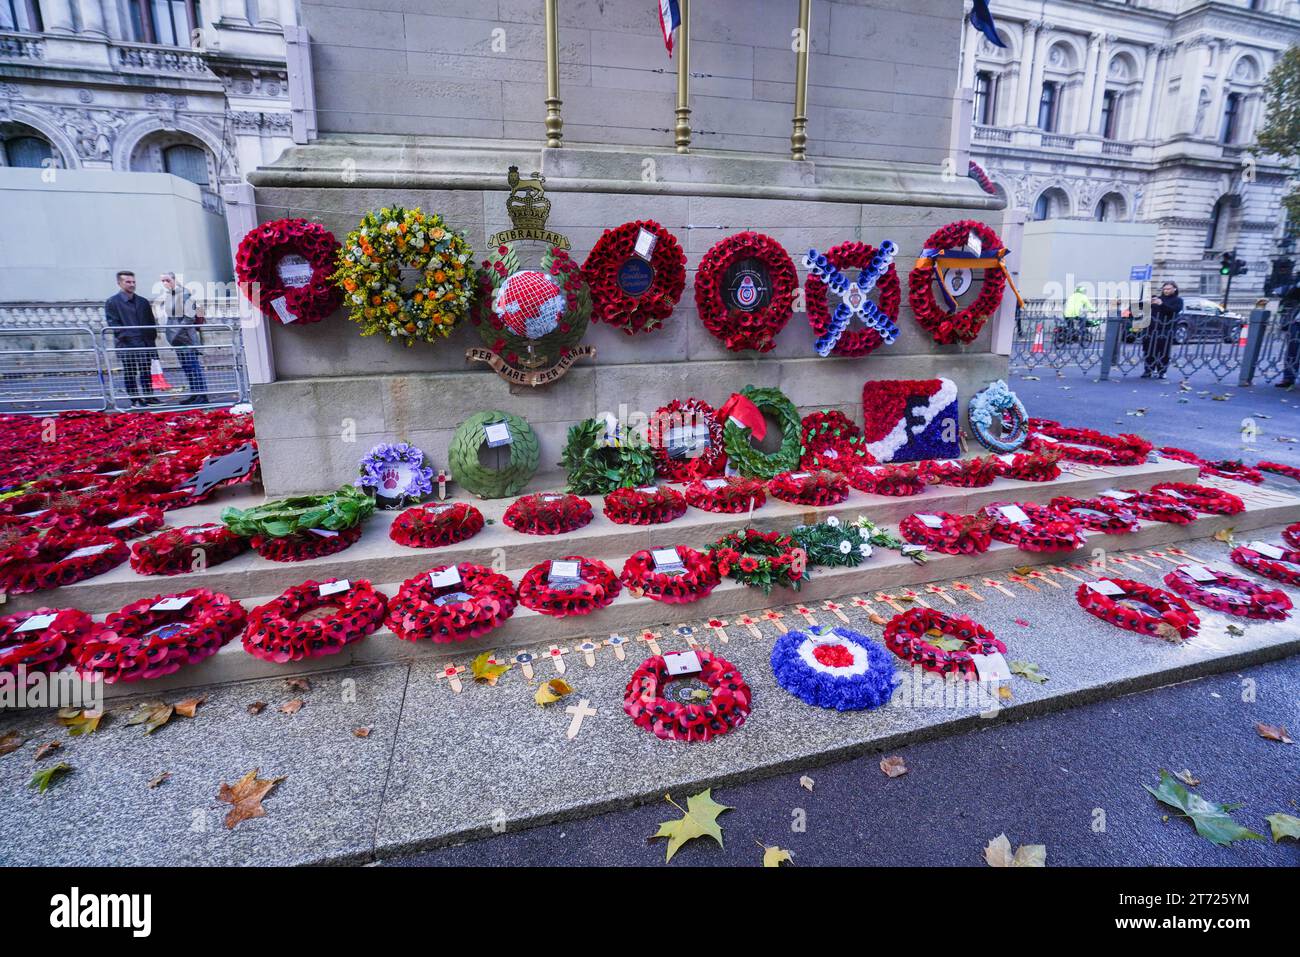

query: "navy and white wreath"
xmin=770 ymin=625 xmax=897 ymax=711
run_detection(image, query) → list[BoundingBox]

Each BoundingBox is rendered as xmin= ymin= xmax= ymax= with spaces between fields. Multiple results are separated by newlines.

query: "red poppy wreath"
xmin=982 ymin=501 xmax=1085 ymax=552
xmin=848 ymin=463 xmax=927 ymax=497
xmin=1 ymin=607 xmax=95 ymax=681
xmin=242 ymin=579 xmax=387 ymax=664
xmin=685 ymin=476 xmax=766 ymax=513
xmin=623 ymin=650 xmax=751 ymax=742
xmin=582 ymin=220 xmax=686 ymax=335
xmin=1029 ymin=422 xmax=1152 ymax=466
xmin=603 ymin=485 xmax=688 ymax=525
xmin=1163 ymin=566 xmax=1292 ymax=620
xmin=129 ymin=524 xmax=250 ymax=576
xmin=708 ymin=528 xmax=806 ymax=593
xmin=389 ymin=502 xmax=485 ymax=548
xmin=1148 ymin=482 xmax=1244 ymax=516
xmin=33 ymin=500 xmax=164 ymax=540
xmin=517 ymin=555 xmax=621 ymax=617
xmin=1074 ymin=579 xmax=1199 ymax=642
xmin=1101 ymin=489 xmax=1197 ymax=525
xmin=235 ymin=217 xmax=342 ymax=326
xmin=1229 ymin=544 xmax=1300 ymax=587
xmin=1257 ymin=461 xmax=1300 ymax=484
xmin=646 ymin=398 xmax=727 ymax=482
xmin=767 ymin=469 xmax=850 ymax=507
xmin=252 ymin=523 xmax=363 ymax=562
xmin=695 ymin=231 xmax=798 ymax=352
xmin=619 ymin=546 xmax=720 ymax=604
xmin=385 ymin=563 xmax=517 ymax=643
xmin=1285 ymin=522 xmax=1300 ymax=550
xmin=76 ymin=588 xmax=247 ymax=682
xmin=502 ymin=493 xmax=593 ymax=536
xmin=1048 ymin=496 xmax=1139 ymax=535
xmin=922 ymin=456 xmax=999 ymax=489
xmin=908 ymin=220 xmax=1007 ymax=345
xmin=899 ymin=511 xmax=993 ymax=555
xmin=994 ymin=450 xmax=1063 ymax=483
xmin=1200 ymin=460 xmax=1264 ymax=485
xmin=800 ymin=410 xmax=874 ymax=473
xmin=882 ymin=607 xmax=1005 ymax=680
xmin=804 ymin=240 xmax=902 ymax=357
xmin=0 ymin=531 xmax=129 ymax=595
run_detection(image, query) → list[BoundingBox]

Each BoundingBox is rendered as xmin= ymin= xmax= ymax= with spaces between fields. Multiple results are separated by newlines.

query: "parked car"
xmin=1171 ymin=298 xmax=1244 ymax=344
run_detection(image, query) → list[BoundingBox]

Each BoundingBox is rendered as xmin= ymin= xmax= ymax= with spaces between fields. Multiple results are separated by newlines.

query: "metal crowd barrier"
xmin=0 ymin=326 xmax=108 ymax=414
xmin=98 ymin=323 xmax=248 ymax=411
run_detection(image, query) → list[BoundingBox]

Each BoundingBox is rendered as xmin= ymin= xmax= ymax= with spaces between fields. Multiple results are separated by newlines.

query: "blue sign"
xmin=1130 ymin=264 xmax=1152 ymax=282
xmin=616 ymin=258 xmax=655 ymax=298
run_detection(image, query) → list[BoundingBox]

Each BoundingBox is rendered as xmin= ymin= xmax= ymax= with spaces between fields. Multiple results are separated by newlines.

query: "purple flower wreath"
xmin=356 ymin=442 xmax=437 ymax=508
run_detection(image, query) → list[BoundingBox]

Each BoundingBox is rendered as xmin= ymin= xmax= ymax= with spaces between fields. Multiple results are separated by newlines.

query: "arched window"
xmin=1 ymin=128 xmax=54 ymax=168
xmin=1094 ymin=193 xmax=1126 ymax=222
xmin=1033 ymin=187 xmax=1069 ymax=221
xmin=1037 ymin=81 xmax=1061 ymax=132
xmin=1 ymin=0 xmax=43 ymax=31
xmin=1033 ymin=193 xmax=1050 ymax=221
xmin=1220 ymin=93 xmax=1243 ymax=144
xmin=163 ymin=143 xmax=210 ymax=187
xmin=1205 ymin=196 xmax=1238 ymax=250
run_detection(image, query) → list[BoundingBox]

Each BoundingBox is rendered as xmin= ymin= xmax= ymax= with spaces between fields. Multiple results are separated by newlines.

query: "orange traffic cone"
xmin=1031 ymin=322 xmax=1045 ymax=354
xmin=149 ymin=358 xmax=173 ymax=391
xmin=1237 ymin=322 xmax=1248 ymax=349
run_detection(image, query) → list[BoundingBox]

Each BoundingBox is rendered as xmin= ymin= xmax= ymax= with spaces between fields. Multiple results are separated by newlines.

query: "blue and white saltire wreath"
xmin=803 ymin=241 xmax=899 ymax=356
xmin=770 ymin=625 xmax=898 ymax=711
xmin=356 ymin=442 xmax=437 ymax=507
xmin=967 ymin=379 xmax=1029 ymax=454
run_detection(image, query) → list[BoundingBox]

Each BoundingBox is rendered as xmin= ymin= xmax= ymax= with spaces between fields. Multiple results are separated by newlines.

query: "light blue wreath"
xmin=968 ymin=380 xmax=1029 ymax=453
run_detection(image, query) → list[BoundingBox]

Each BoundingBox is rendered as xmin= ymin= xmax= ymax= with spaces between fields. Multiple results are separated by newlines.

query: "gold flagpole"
xmin=674 ymin=0 xmax=692 ymax=153
xmin=790 ymin=0 xmax=811 ymax=160
xmin=544 ymin=0 xmax=563 ymax=147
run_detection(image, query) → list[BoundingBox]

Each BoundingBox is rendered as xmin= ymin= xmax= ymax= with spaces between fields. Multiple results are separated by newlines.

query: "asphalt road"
xmin=391 ymin=656 xmax=1298 ymax=867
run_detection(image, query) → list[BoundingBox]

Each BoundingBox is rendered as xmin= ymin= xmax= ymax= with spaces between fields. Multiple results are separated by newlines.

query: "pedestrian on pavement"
xmin=1063 ymin=284 xmax=1094 ymax=342
xmin=158 ymin=272 xmax=209 ymax=404
xmin=1276 ymin=285 xmax=1300 ymax=389
xmin=1141 ymin=280 xmax=1183 ymax=379
xmin=105 ymin=270 xmax=160 ymax=407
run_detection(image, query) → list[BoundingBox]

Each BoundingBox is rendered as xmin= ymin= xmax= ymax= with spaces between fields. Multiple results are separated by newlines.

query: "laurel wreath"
xmin=448 ymin=410 xmax=540 ymax=499
xmin=721 ymin=386 xmax=802 ymax=478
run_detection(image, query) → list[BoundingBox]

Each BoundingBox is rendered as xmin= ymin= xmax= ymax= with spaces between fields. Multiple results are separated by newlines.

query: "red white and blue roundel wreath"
xmin=1163 ymin=565 xmax=1292 ymax=621
xmin=695 ymin=231 xmax=798 ymax=352
xmin=582 ymin=220 xmax=686 ymax=335
xmin=1229 ymin=543 xmax=1300 ymax=587
xmin=770 ymin=625 xmax=898 ymax=711
xmin=1074 ymin=579 xmax=1199 ymax=642
xmin=76 ymin=588 xmax=247 ymax=682
xmin=243 ymin=579 xmax=387 ymax=664
xmin=883 ymin=607 xmax=1005 ymax=680
xmin=624 ymin=650 xmax=752 ymax=742
xmin=860 ymin=378 xmax=961 ymax=463
xmin=802 ymin=241 xmax=901 ymax=357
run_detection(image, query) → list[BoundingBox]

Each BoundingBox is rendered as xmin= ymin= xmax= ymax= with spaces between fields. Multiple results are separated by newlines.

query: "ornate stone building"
xmin=961 ymin=0 xmax=1299 ymax=300
xmin=0 ymin=0 xmax=295 ymax=295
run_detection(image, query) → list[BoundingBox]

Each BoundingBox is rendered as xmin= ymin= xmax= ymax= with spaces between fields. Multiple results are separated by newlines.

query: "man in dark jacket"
xmin=105 ymin=270 xmax=159 ymax=407
xmin=1141 ymin=280 xmax=1183 ymax=379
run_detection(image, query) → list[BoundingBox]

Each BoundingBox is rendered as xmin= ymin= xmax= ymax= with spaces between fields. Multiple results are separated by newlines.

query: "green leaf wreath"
xmin=722 ymin=385 xmax=802 ymax=479
xmin=560 ymin=418 xmax=657 ymax=495
xmin=448 ymin=410 xmax=541 ymax=499
xmin=221 ymin=484 xmax=375 ymax=539
xmin=790 ymin=520 xmax=870 ymax=569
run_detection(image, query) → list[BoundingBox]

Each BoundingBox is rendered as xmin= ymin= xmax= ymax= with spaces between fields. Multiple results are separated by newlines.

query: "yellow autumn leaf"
xmin=535 ymin=678 xmax=574 ymax=706
xmin=762 ymin=845 xmax=793 ymax=867
xmin=471 ymin=650 xmax=510 ymax=686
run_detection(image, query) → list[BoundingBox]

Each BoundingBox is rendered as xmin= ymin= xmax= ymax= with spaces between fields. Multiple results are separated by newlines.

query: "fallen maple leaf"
xmin=653 ymin=789 xmax=731 ymax=863
xmin=34 ymin=741 xmax=61 ymax=760
xmin=247 ymin=701 xmax=267 ymax=715
xmin=0 ymin=730 xmax=25 ymax=756
xmin=1173 ymin=769 xmax=1200 ymax=787
xmin=174 ymin=696 xmax=207 ymax=718
xmin=148 ymin=771 xmax=171 ymax=789
xmin=997 ymin=686 xmax=1013 ymax=701
xmin=217 ymin=769 xmax=285 ymax=829
xmin=284 ymin=677 xmax=311 ymax=693
xmin=535 ymin=678 xmax=573 ymax=706
xmin=761 ymin=844 xmax=794 ymax=867
xmin=280 ymin=699 xmax=304 ymax=716
xmin=799 ymin=775 xmax=814 ymax=792
xmin=1266 ymin=812 xmax=1300 ymax=842
xmin=125 ymin=701 xmax=174 ymax=735
xmin=29 ymin=762 xmax=72 ymax=792
xmin=984 ymin=833 xmax=1045 ymax=867
xmin=470 ymin=650 xmax=510 ymax=686
xmin=1257 ymin=723 xmax=1293 ymax=744
xmin=880 ymin=755 xmax=908 ymax=778
xmin=869 ymin=612 xmax=889 ymax=625
xmin=1213 ymin=527 xmax=1235 ymax=543
xmin=1010 ymin=660 xmax=1049 ymax=684
xmin=353 ymin=726 xmax=373 ymax=738
xmin=57 ymin=708 xmax=103 ymax=736
xmin=1144 ymin=769 xmax=1264 ymax=846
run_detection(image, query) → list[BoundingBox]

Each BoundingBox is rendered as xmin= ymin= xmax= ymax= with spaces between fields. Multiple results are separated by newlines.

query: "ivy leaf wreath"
xmin=721 ymin=386 xmax=802 ymax=479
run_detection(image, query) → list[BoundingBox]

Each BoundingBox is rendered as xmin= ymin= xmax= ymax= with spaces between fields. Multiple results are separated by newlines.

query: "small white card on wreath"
xmin=547 ymin=560 xmax=582 ymax=590
xmin=1100 ymin=489 xmax=1133 ymax=501
xmin=970 ymin=651 xmax=1011 ymax=682
xmin=1179 ymin=564 xmax=1218 ymax=583
xmin=1248 ymin=541 xmax=1285 ymax=559
xmin=429 ymin=566 xmax=462 ymax=588
xmin=633 ymin=227 xmax=658 ymax=261
xmin=998 ymin=504 xmax=1031 ymax=524
xmin=65 ymin=543 xmax=114 ymax=560
xmin=1086 ymin=579 xmax=1125 ymax=597
xmin=664 ymin=650 xmax=702 ymax=677
xmin=484 ymin=422 xmax=512 ymax=448
xmin=318 ymin=580 xmax=351 ymax=597
xmin=106 ymin=514 xmax=142 ymax=529
xmin=151 ymin=595 xmax=194 ymax=612
xmin=916 ymin=513 xmax=944 ymax=529
xmin=703 ymin=478 xmax=729 ymax=490
xmin=14 ymin=613 xmax=57 ymax=633
xmin=270 ymin=295 xmax=298 ymax=325
xmin=651 ymin=547 xmax=686 ymax=575
xmin=308 ymin=528 xmax=339 ymax=538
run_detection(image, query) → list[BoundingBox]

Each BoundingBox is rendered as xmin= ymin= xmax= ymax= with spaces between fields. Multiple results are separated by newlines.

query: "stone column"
xmin=218 ymin=0 xmax=248 ymax=24
xmin=1075 ymin=32 xmax=1102 ymax=134
xmin=1145 ymin=43 xmax=1174 ymax=140
xmin=1134 ymin=44 xmax=1159 ymax=140
xmin=1179 ymin=39 xmax=1211 ymax=136
xmin=76 ymin=0 xmax=108 ymax=38
xmin=1088 ymin=34 xmax=1113 ymax=134
xmin=1017 ymin=21 xmax=1045 ymax=126
xmin=277 ymin=0 xmax=297 ymax=28
xmin=37 ymin=0 xmax=75 ymax=34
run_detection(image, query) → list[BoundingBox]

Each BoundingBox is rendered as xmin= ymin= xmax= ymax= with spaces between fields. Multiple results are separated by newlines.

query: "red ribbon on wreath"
xmin=803 ymin=241 xmax=902 ymax=357
xmin=582 ymin=220 xmax=686 ymax=335
xmin=908 ymin=220 xmax=1015 ymax=345
xmin=235 ymin=217 xmax=342 ymax=326
xmin=695 ymin=231 xmax=798 ymax=352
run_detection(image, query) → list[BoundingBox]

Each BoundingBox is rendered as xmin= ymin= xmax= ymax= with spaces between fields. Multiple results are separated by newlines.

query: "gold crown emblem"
xmin=505 ymin=166 xmax=552 ymax=232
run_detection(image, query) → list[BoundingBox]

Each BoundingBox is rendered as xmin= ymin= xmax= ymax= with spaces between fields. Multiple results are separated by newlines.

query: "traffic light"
xmin=1230 ymin=256 xmax=1248 ymax=277
xmin=1219 ymin=251 xmax=1248 ymax=277
xmin=1220 ymin=252 xmax=1232 ymax=275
